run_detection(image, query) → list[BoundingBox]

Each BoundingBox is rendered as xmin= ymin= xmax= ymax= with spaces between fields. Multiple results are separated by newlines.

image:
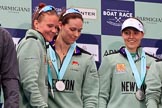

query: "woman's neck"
xmin=55 ymin=36 xmax=70 ymax=56
xmin=126 ymin=47 xmax=137 ymax=53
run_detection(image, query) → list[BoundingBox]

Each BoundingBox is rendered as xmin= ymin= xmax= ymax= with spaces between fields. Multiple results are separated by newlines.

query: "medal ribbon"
xmin=49 ymin=42 xmax=76 ymax=80
xmin=125 ymin=48 xmax=146 ymax=89
xmin=46 ymin=42 xmax=54 ymax=98
xmin=47 ymin=63 xmax=54 ymax=97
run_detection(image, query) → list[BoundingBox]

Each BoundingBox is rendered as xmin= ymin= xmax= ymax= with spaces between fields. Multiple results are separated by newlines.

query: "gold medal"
xmin=55 ymin=81 xmax=65 ymax=91
xmin=135 ymin=89 xmax=145 ymax=101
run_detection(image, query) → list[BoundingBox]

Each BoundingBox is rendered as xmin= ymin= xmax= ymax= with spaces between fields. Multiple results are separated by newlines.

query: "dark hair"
xmin=133 ymin=17 xmax=144 ymax=26
xmin=59 ymin=9 xmax=83 ymax=25
xmin=32 ymin=3 xmax=58 ymax=29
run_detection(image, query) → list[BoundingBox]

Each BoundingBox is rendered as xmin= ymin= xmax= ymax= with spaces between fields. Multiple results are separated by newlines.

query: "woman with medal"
xmin=145 ymin=60 xmax=162 ymax=108
xmin=98 ymin=17 xmax=157 ymax=108
xmin=47 ymin=8 xmax=99 ymax=108
xmin=17 ymin=3 xmax=59 ymax=108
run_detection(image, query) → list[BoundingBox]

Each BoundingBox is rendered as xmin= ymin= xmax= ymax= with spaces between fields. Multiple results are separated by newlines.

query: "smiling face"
xmin=34 ymin=14 xmax=59 ymax=42
xmin=59 ymin=18 xmax=83 ymax=45
xmin=122 ymin=27 xmax=144 ymax=53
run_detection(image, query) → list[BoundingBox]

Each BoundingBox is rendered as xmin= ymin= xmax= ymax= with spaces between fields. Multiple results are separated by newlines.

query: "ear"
xmin=58 ymin=21 xmax=63 ymax=30
xmin=33 ymin=20 xmax=39 ymax=29
xmin=121 ymin=31 xmax=124 ymax=37
xmin=141 ymin=32 xmax=144 ymax=38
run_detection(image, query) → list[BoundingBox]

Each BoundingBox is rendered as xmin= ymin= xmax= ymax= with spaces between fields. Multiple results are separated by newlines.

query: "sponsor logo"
xmin=72 ymin=61 xmax=79 ymax=65
xmin=104 ymin=49 xmax=118 ymax=56
xmin=116 ymin=64 xmax=126 ymax=73
xmin=137 ymin=16 xmax=162 ymax=24
xmin=52 ymin=79 xmax=75 ymax=92
xmin=103 ymin=9 xmax=133 ymax=27
xmin=0 ymin=5 xmax=30 ymax=13
xmin=77 ymin=8 xmax=97 ymax=20
xmin=121 ymin=81 xmax=146 ymax=94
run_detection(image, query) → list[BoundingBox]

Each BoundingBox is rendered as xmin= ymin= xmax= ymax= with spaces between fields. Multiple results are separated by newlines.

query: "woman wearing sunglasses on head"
xmin=17 ymin=3 xmax=59 ymax=108
xmin=47 ymin=8 xmax=99 ymax=108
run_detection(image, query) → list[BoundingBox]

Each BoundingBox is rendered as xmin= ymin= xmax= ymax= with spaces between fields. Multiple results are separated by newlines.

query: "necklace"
xmin=60 ymin=49 xmax=66 ymax=56
xmin=56 ymin=45 xmax=68 ymax=56
xmin=57 ymin=50 xmax=66 ymax=56
xmin=62 ymin=52 xmax=66 ymax=56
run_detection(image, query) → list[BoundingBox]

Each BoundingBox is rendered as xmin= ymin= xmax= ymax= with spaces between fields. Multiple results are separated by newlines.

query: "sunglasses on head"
xmin=39 ymin=5 xmax=56 ymax=13
xmin=63 ymin=8 xmax=81 ymax=17
xmin=37 ymin=5 xmax=56 ymax=19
